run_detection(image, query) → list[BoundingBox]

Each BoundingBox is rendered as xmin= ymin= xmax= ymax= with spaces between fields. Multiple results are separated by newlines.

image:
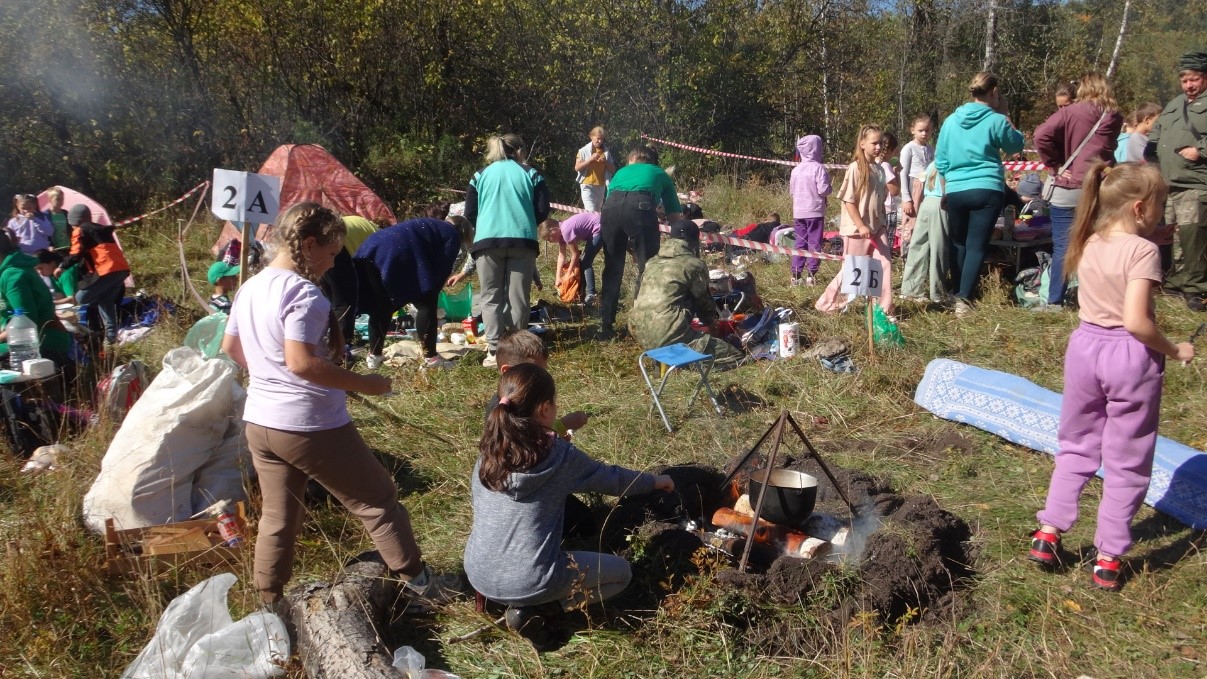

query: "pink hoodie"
xmin=790 ymin=135 xmax=831 ymax=219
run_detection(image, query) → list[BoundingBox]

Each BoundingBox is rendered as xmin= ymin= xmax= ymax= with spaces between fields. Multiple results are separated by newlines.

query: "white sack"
xmin=83 ymin=346 xmax=247 ymax=533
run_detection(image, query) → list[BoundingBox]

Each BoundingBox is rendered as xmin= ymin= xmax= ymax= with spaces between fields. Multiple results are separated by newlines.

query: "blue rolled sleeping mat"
xmin=914 ymin=358 xmax=1206 ymax=530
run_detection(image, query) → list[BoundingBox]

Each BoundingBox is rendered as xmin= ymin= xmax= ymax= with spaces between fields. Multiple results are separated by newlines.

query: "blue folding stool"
xmin=638 ymin=343 xmax=723 ymax=432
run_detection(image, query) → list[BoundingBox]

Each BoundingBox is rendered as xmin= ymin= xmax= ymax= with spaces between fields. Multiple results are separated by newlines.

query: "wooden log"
xmin=283 ymin=551 xmax=402 ymax=678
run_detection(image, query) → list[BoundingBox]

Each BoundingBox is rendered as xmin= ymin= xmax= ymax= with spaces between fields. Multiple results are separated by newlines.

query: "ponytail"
xmin=484 ymin=133 xmax=524 ymax=164
xmin=1063 ymin=161 xmax=1168 ymax=280
xmin=479 ymin=363 xmax=557 ymax=491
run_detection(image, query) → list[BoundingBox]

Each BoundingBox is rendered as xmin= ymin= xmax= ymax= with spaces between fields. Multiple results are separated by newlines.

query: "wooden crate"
xmin=103 ymin=502 xmax=248 ymax=576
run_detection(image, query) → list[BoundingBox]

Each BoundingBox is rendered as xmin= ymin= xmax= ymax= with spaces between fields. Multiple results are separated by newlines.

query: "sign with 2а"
xmin=211 ymin=169 xmax=281 ymax=225
xmin=839 ymin=255 xmax=883 ymax=297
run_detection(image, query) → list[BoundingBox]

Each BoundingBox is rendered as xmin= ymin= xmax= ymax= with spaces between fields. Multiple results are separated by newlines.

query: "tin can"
xmin=462 ymin=318 xmax=474 ymax=334
xmin=213 ymin=502 xmax=242 ymax=547
xmin=777 ymin=322 xmax=798 ymax=358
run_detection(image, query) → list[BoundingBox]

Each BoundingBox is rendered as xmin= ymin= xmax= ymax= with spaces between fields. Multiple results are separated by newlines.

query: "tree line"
xmin=0 ymin=0 xmax=1202 ymax=217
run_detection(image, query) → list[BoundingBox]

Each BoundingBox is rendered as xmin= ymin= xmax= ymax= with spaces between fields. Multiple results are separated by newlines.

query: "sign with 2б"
xmin=211 ymin=169 xmax=281 ymax=225
xmin=839 ymin=255 xmax=884 ymax=297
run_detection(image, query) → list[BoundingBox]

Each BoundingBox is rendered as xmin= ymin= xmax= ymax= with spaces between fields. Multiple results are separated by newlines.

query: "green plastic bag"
xmin=183 ymin=312 xmax=229 ymax=359
xmin=872 ymin=305 xmax=904 ymax=347
xmin=438 ymin=284 xmax=473 ymax=321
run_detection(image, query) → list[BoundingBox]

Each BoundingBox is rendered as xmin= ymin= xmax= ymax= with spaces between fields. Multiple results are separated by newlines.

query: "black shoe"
xmin=504 ymin=603 xmax=561 ymax=649
xmin=1187 ymin=296 xmax=1206 ymax=312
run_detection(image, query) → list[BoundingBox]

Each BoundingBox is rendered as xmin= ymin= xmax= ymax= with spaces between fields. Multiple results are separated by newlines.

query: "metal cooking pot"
xmin=747 ymin=469 xmax=818 ymax=527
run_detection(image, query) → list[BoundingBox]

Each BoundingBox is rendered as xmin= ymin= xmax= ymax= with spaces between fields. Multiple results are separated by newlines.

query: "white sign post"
xmin=839 ymin=255 xmax=885 ymax=362
xmin=211 ymin=169 xmax=281 ymax=285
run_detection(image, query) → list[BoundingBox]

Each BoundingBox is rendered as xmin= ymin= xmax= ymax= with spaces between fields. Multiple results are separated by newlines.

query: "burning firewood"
xmin=710 ymin=508 xmax=829 ymax=559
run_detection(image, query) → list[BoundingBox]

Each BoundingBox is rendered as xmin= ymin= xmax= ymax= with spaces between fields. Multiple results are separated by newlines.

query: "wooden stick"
xmin=739 ymin=412 xmax=786 ymax=573
xmin=866 ymin=298 xmax=875 ymax=363
xmin=238 ymin=222 xmax=251 ymax=287
xmin=784 ymin=412 xmax=857 ymax=516
xmin=448 ymin=616 xmax=507 ymax=644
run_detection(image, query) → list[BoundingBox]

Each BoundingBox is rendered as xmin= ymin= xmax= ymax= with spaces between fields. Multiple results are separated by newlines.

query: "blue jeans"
xmin=75 ymin=270 xmax=128 ymax=344
xmin=579 ymin=233 xmax=602 ymax=297
xmin=1047 ymin=205 xmax=1074 ymax=305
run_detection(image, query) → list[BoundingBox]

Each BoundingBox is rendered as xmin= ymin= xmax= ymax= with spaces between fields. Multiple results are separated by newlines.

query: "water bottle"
xmin=7 ymin=309 xmax=40 ymax=371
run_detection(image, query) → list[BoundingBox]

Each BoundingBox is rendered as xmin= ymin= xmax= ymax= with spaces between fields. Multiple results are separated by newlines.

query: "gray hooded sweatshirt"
xmin=464 ymin=437 xmax=656 ymax=605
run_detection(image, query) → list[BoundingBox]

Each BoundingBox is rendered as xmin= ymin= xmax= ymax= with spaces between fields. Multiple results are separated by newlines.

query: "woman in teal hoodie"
xmin=935 ymin=72 xmax=1025 ymax=308
xmin=0 ymin=236 xmax=73 ymax=368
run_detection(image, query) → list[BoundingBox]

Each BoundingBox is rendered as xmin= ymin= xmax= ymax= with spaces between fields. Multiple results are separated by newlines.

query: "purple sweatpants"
xmin=1037 ymin=322 xmax=1165 ymax=557
xmin=792 ymin=217 xmax=824 ymax=276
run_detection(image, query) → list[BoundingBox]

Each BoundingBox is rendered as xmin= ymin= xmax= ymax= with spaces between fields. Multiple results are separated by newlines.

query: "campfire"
xmin=679 ymin=411 xmax=861 ymax=572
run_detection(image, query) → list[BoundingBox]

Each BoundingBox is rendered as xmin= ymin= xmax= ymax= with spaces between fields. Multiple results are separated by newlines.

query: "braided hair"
xmin=272 ymin=202 xmax=348 ymax=360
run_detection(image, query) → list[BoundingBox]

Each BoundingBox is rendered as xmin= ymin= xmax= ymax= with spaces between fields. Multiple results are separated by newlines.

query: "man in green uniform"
xmin=1147 ymin=50 xmax=1207 ymax=311
xmin=628 ymin=220 xmax=744 ymax=369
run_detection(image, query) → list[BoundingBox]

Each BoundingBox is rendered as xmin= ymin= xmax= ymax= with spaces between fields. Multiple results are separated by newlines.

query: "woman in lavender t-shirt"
xmin=221 ymin=202 xmax=460 ymax=606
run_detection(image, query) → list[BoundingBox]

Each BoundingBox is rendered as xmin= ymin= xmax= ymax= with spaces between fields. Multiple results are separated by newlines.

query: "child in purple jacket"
xmin=789 ymin=135 xmax=832 ymax=286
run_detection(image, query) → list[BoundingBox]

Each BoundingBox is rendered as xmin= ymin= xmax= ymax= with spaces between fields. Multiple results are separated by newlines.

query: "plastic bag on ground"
xmin=872 ymin=305 xmax=904 ymax=347
xmin=392 ymin=645 xmax=462 ymax=678
xmin=122 ymin=573 xmax=288 ymax=679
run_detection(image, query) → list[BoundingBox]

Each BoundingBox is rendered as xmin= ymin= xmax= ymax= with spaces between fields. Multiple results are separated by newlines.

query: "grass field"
xmin=0 ymin=178 xmax=1203 ymax=678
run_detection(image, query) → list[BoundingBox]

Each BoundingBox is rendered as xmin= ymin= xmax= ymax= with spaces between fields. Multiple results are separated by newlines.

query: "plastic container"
xmin=777 ymin=322 xmax=799 ymax=358
xmin=7 ymin=308 xmax=40 ymax=371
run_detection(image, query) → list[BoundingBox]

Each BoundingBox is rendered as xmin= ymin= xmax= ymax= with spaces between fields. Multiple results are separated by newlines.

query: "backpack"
xmin=0 ymin=387 xmax=59 ymax=458
xmin=1014 ymin=252 xmax=1052 ymax=308
xmin=95 ymin=360 xmax=149 ymax=422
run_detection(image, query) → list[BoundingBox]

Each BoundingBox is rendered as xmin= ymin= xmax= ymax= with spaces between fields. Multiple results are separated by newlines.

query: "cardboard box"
xmin=104 ymin=502 xmax=248 ymax=576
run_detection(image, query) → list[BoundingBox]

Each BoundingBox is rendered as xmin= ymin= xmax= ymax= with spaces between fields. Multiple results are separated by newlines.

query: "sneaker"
xmin=365 ymin=354 xmax=385 ymax=370
xmin=1188 ymin=296 xmax=1206 ymax=313
xmin=805 ymin=275 xmax=817 ymax=286
xmin=1028 ymin=529 xmax=1061 ymax=568
xmin=583 ymin=293 xmax=598 ymax=306
xmin=422 ymin=355 xmax=455 ymax=370
xmin=790 ymin=277 xmax=801 ymax=287
xmin=401 ymin=564 xmax=467 ymax=606
xmin=1091 ymin=556 xmax=1122 ymax=591
xmin=481 ymin=351 xmax=498 ymax=368
xmin=953 ymin=299 xmax=972 ymax=317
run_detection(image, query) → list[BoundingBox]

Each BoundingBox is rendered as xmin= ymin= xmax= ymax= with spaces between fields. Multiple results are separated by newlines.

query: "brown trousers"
xmin=246 ymin=422 xmax=423 ymax=600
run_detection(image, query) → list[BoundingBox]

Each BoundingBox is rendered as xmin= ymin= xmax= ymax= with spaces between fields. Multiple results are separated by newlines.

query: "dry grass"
xmin=1 ymin=180 xmax=1204 ymax=678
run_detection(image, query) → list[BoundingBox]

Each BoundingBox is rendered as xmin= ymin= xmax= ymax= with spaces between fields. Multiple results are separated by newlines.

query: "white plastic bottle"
xmin=7 ymin=308 xmax=41 ymax=371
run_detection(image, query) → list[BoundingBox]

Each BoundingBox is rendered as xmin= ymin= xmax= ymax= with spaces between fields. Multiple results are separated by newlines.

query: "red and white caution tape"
xmin=114 ymin=181 xmax=211 ymax=227
xmin=551 ymin=202 xmax=840 ymax=261
xmin=660 ymin=223 xmax=843 ymax=261
xmin=1002 ymin=161 xmax=1046 ymax=171
xmin=550 ymin=202 xmax=587 ymax=215
xmin=641 ymin=133 xmax=1047 ymax=174
xmin=641 ymin=134 xmax=845 ymax=170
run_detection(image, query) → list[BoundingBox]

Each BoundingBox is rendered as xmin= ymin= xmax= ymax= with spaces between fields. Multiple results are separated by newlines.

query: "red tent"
xmin=212 ymin=144 xmax=396 ymax=254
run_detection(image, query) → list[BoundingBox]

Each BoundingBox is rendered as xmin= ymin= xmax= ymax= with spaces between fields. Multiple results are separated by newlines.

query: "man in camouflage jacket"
xmin=628 ymin=220 xmax=745 ymax=368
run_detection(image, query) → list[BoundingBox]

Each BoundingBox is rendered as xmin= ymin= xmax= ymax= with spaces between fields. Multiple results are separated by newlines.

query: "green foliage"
xmin=1 ymin=0 xmax=1204 ymax=212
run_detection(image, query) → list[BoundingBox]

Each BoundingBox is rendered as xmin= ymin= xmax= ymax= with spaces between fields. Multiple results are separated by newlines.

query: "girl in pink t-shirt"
xmin=222 ymin=202 xmax=459 ymax=606
xmin=1029 ymin=163 xmax=1195 ymax=591
xmin=815 ymin=125 xmax=895 ymax=318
